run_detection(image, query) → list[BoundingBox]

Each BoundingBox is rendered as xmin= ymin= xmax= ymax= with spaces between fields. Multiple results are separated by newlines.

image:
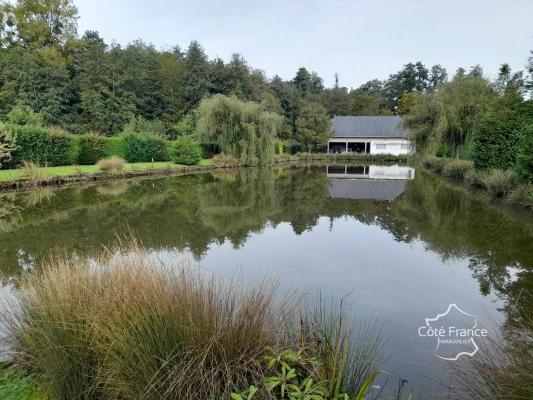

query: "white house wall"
xmin=327 ymin=138 xmax=413 ymax=155
xmin=370 ymin=140 xmax=412 ymax=155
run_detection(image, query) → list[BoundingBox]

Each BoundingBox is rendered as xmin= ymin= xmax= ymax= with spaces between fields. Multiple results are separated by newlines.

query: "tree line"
xmin=0 ymin=0 xmax=477 ymax=138
xmin=1 ymin=0 xmax=532 ymax=170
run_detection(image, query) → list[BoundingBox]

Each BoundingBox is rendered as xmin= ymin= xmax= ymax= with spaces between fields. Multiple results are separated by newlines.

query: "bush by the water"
xmin=482 ymin=169 xmax=519 ymax=198
xmin=171 ymin=136 xmax=202 ymax=165
xmin=464 ymin=168 xmax=488 ymax=188
xmin=422 ymin=156 xmax=447 ymax=173
xmin=212 ymin=153 xmax=240 ymax=168
xmin=1 ymin=241 xmax=382 ymax=400
xmin=121 ymin=131 xmax=167 ymax=163
xmin=96 ymin=157 xmax=126 ymax=173
xmin=443 ymin=159 xmax=474 ymax=181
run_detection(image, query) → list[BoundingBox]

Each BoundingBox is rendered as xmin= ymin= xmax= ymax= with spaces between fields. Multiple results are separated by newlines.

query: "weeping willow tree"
xmin=197 ymin=94 xmax=282 ymax=165
xmin=405 ymin=75 xmax=494 ymax=158
xmin=433 ymin=75 xmax=494 ymax=158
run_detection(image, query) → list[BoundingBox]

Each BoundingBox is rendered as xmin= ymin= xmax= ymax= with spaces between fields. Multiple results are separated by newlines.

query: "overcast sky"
xmin=75 ymin=0 xmax=533 ymax=88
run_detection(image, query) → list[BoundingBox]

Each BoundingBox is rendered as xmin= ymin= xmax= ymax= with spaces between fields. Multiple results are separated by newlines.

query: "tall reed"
xmin=1 ymin=239 xmax=384 ymax=400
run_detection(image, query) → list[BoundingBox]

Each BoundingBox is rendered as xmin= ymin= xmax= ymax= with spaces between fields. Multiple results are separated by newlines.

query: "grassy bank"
xmin=0 ymin=153 xmax=409 ymax=190
xmin=0 ymin=160 xmax=213 ymax=188
xmin=422 ymin=157 xmax=533 ymax=210
xmin=0 ymin=239 xmax=383 ymax=400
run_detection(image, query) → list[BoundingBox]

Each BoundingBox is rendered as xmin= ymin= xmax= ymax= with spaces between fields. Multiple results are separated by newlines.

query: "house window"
xmin=376 ymin=144 xmax=386 ymax=150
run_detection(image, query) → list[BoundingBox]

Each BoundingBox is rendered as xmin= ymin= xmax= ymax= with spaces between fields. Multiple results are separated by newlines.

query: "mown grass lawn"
xmin=0 ymin=159 xmax=213 ymax=183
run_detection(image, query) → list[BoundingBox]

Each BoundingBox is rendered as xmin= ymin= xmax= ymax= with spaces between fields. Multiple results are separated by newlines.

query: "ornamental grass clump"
xmin=96 ymin=156 xmax=126 ymax=173
xmin=1 ymin=240 xmax=291 ymax=400
xmin=442 ymin=159 xmax=474 ymax=182
xmin=482 ymin=169 xmax=519 ymax=198
xmin=1 ymin=240 xmax=383 ymax=400
xmin=422 ymin=156 xmax=447 ymax=173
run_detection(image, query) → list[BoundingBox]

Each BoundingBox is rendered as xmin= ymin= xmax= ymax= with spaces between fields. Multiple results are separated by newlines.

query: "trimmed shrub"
xmin=482 ymin=169 xmax=519 ymax=198
xmin=422 ymin=156 xmax=447 ymax=173
xmin=7 ymin=124 xmax=49 ymax=167
xmin=78 ymin=134 xmax=108 ymax=165
xmin=46 ymin=128 xmax=79 ymax=166
xmin=171 ymin=136 xmax=202 ymax=165
xmin=515 ymin=124 xmax=533 ymax=182
xmin=96 ymin=157 xmax=126 ymax=173
xmin=442 ymin=159 xmax=474 ymax=181
xmin=105 ymin=136 xmax=126 ymax=158
xmin=121 ymin=132 xmax=167 ymax=163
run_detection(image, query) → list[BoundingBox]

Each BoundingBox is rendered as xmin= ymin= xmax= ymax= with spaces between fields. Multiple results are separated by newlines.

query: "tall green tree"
xmin=295 ymin=101 xmax=332 ymax=151
xmin=434 ymin=75 xmax=494 ymax=157
xmin=178 ymin=41 xmax=210 ymax=115
xmin=0 ymin=0 xmax=78 ymax=49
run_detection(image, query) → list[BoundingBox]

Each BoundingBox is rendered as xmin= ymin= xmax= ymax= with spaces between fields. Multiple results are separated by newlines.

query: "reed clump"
xmin=96 ymin=156 xmax=126 ymax=173
xmin=1 ymin=240 xmax=383 ymax=400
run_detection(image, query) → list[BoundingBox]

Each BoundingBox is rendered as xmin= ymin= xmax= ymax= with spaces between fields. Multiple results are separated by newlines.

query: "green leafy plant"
xmin=171 ymin=135 xmax=202 ymax=165
xmin=231 ymin=385 xmax=258 ymax=400
xmin=0 ymin=122 xmax=17 ymax=168
xmin=6 ymin=104 xmax=43 ymax=126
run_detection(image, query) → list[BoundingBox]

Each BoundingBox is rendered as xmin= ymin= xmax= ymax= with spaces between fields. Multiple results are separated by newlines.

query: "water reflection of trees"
xmin=1 ymin=167 xmax=532 ymax=314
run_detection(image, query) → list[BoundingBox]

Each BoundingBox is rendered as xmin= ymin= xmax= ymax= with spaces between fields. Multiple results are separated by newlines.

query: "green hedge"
xmin=47 ymin=130 xmax=79 ymax=166
xmin=105 ymin=136 xmax=126 ymax=159
xmin=171 ymin=136 xmax=202 ymax=165
xmin=516 ymin=124 xmax=533 ymax=182
xmin=7 ymin=124 xmax=49 ymax=166
xmin=78 ymin=134 xmax=108 ymax=165
xmin=7 ymin=124 xmax=79 ymax=167
xmin=3 ymin=126 xmax=193 ymax=168
xmin=121 ymin=132 xmax=167 ymax=163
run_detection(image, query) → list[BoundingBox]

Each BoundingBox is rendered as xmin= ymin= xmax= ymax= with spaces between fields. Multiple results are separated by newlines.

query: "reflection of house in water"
xmin=327 ymin=165 xmax=415 ymax=201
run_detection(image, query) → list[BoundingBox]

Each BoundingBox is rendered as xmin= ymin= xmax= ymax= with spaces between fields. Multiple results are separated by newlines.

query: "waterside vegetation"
xmin=0 ymin=239 xmax=384 ymax=400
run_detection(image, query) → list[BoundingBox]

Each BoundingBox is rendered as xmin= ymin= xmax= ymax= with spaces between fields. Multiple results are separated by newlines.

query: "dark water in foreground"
xmin=0 ymin=164 xmax=532 ymax=397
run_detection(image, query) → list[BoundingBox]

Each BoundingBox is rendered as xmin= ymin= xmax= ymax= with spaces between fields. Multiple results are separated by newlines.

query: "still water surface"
xmin=1 ymin=164 xmax=532 ymax=397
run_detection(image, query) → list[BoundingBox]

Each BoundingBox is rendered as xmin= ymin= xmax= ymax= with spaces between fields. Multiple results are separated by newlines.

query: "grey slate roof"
xmin=328 ymin=178 xmax=407 ymax=200
xmin=331 ymin=116 xmax=407 ymax=139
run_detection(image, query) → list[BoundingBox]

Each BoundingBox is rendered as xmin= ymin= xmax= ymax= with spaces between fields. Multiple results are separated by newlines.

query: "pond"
xmin=1 ymin=164 xmax=532 ymax=398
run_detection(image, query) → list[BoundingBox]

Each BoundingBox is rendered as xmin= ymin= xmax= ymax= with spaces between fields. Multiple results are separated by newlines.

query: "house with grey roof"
xmin=328 ymin=116 xmax=413 ymax=155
